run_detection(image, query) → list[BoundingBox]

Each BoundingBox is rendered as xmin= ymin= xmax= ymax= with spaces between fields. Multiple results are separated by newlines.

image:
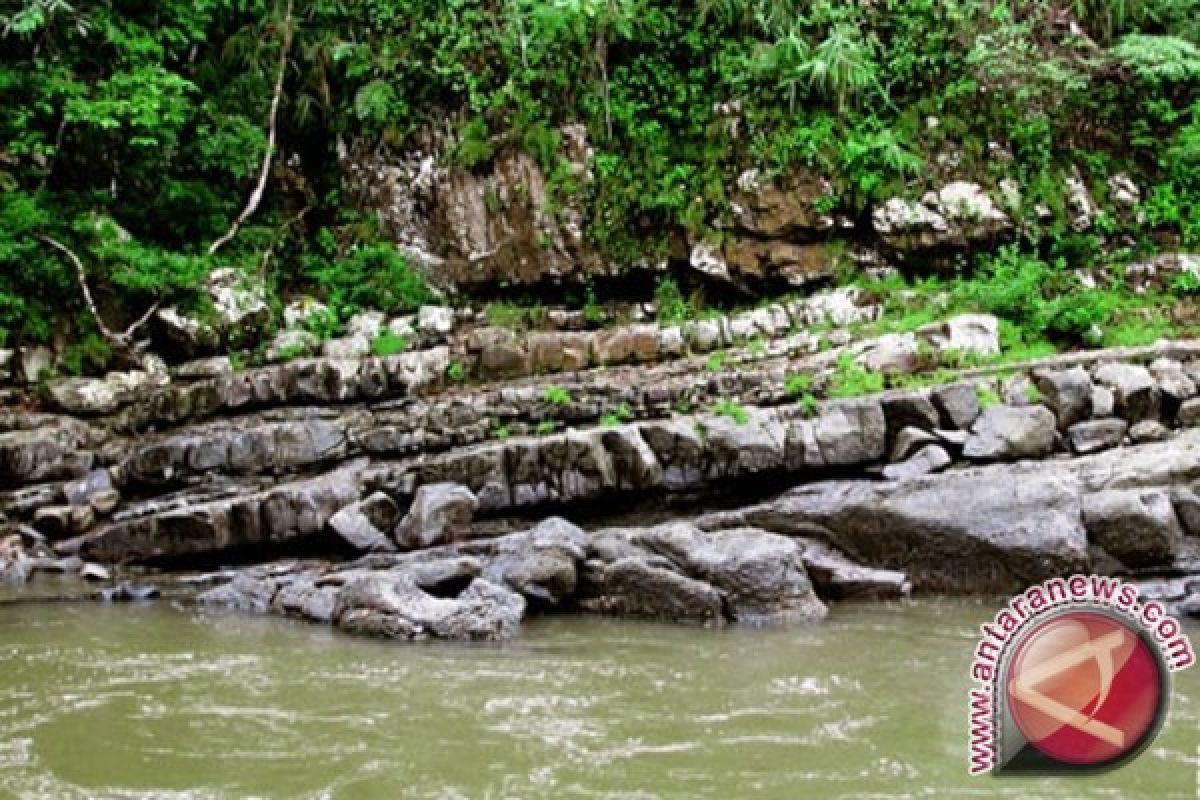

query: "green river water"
xmin=0 ymin=598 xmax=1196 ymax=799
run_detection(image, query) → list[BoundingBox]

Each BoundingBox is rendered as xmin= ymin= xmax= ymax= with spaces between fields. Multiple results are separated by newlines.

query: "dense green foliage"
xmin=1 ymin=0 xmax=1198 ymax=356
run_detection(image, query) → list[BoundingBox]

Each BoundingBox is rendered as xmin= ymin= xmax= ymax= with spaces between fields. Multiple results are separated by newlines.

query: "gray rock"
xmin=1178 ymin=398 xmax=1200 ymax=428
xmin=890 ymin=426 xmax=940 ymax=462
xmin=1002 ymin=374 xmax=1037 ymax=407
xmin=1094 ymin=363 xmax=1160 ymax=423
xmin=48 ymin=378 xmax=121 ymax=415
xmin=329 ymin=493 xmax=399 ymax=553
xmin=1170 ymin=488 xmax=1200 ymax=536
xmin=851 ymin=333 xmax=919 ymax=373
xmin=88 ymin=489 xmax=120 ymax=516
xmin=76 ymin=464 xmax=363 ymax=563
xmin=814 ymin=400 xmax=886 ymax=465
xmin=344 ymin=311 xmax=385 ymax=340
xmin=1130 ymin=419 xmax=1170 ymax=443
xmin=1067 ymin=419 xmax=1127 ymax=454
xmin=799 ymin=540 xmax=911 ymax=600
xmin=80 ymin=563 xmax=111 ymax=582
xmin=198 ymin=573 xmax=278 ymax=613
xmin=266 ymin=330 xmax=320 ymax=362
xmin=335 ymin=572 xmax=525 ymax=641
xmin=394 ymin=483 xmax=478 ymax=550
xmin=1150 ymin=358 xmax=1196 ymax=407
xmin=918 ymin=314 xmax=1000 ymax=358
xmin=207 ymin=267 xmax=270 ymax=336
xmin=1034 ymin=367 xmax=1093 ymax=431
xmin=882 ymin=392 xmax=940 ymax=435
xmin=17 ymin=346 xmax=55 ymax=384
xmin=417 ymin=305 xmax=455 ymax=336
xmin=1081 ymin=489 xmax=1182 ymax=568
xmin=630 ymin=524 xmax=827 ymax=625
xmin=710 ymin=466 xmax=1090 ymax=593
xmin=963 ymin=405 xmax=1056 ymax=461
xmin=704 ymin=413 xmax=786 ymax=475
xmin=273 ymin=574 xmax=339 ymax=623
xmin=1065 ymin=168 xmax=1096 ymax=232
xmin=64 ymin=469 xmax=114 ymax=507
xmin=579 ymin=556 xmax=725 ymax=624
xmin=484 ymin=517 xmax=587 ymax=606
xmin=882 ymin=444 xmax=952 ymax=481
xmin=1092 ymin=386 xmax=1115 ymax=418
xmin=932 ymin=383 xmax=981 ymax=430
xmin=283 ymin=297 xmax=329 ymax=329
xmin=322 ymin=335 xmax=371 ymax=360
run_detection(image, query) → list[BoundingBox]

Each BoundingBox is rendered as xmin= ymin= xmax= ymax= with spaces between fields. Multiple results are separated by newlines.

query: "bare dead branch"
xmin=36 ymin=234 xmax=158 ymax=350
xmin=209 ymin=0 xmax=296 ymax=256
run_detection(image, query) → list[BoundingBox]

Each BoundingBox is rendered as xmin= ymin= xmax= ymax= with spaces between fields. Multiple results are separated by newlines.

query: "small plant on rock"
xmin=600 ymin=401 xmax=635 ymax=427
xmin=976 ymin=385 xmax=1002 ymax=409
xmin=490 ymin=419 xmax=512 ymax=440
xmin=711 ymin=399 xmax=750 ymax=425
xmin=705 ymin=350 xmax=729 ymax=372
xmin=798 ymin=393 xmax=820 ymax=418
xmin=784 ymin=372 xmax=815 ymax=398
xmin=542 ymin=384 xmax=572 ymax=406
xmin=829 ymin=353 xmax=884 ymax=398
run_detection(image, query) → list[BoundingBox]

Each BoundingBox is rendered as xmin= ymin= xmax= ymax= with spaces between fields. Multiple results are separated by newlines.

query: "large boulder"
xmin=813 ymin=400 xmax=887 ymax=465
xmin=394 ymin=483 xmax=478 ymax=550
xmin=328 ymin=492 xmax=400 ymax=552
xmin=1094 ymin=363 xmax=1160 ymax=423
xmin=1081 ymin=489 xmax=1183 ymax=568
xmin=630 ymin=524 xmax=827 ymax=625
xmin=963 ymin=405 xmax=1056 ymax=461
xmin=699 ymin=469 xmax=1091 ymax=593
xmin=335 ymin=570 xmax=525 ymax=642
xmin=1034 ymin=367 xmax=1094 ymax=431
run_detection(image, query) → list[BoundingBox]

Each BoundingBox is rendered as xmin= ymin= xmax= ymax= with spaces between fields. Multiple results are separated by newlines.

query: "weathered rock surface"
xmin=1081 ymin=490 xmax=1183 ymax=568
xmin=962 ymin=405 xmax=1056 ymax=461
xmin=69 ymin=464 xmax=364 ymax=563
xmin=197 ymin=518 xmax=827 ymax=640
xmin=698 ymin=429 xmax=1200 ymax=589
xmin=394 ymin=483 xmax=478 ymax=550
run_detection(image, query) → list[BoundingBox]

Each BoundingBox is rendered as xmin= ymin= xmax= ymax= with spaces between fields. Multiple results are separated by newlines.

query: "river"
xmin=0 ymin=598 xmax=1195 ymax=799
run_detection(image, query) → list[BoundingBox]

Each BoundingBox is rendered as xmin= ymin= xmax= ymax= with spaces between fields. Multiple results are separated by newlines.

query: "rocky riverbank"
xmin=3 ymin=286 xmax=1200 ymax=642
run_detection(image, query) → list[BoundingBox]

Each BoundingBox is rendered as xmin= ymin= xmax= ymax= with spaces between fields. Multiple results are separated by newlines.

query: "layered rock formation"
xmin=3 ymin=289 xmax=1200 ymax=642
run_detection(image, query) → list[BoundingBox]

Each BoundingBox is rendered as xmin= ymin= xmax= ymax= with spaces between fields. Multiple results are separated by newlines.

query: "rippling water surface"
xmin=0 ymin=598 xmax=1195 ymax=799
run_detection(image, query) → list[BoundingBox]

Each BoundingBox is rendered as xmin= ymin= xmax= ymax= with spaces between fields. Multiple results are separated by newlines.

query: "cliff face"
xmin=344 ymin=127 xmax=1114 ymax=299
xmin=343 ymin=126 xmax=613 ymax=291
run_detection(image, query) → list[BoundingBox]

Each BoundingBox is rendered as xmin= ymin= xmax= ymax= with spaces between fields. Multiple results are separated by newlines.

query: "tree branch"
xmin=209 ymin=0 xmax=295 ymax=256
xmin=36 ymin=234 xmax=159 ymax=350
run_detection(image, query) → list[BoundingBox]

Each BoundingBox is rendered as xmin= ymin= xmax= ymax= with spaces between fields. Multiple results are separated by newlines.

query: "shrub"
xmin=542 ymin=385 xmax=572 ymax=406
xmin=304 ymin=244 xmax=432 ymax=322
xmin=654 ymin=275 xmax=691 ymax=324
xmin=370 ymin=331 xmax=409 ymax=357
